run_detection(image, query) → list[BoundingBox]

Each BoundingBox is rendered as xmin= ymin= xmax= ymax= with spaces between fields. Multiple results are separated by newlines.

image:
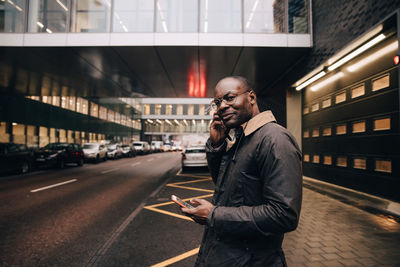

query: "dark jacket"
xmin=195 ymin=111 xmax=302 ymax=267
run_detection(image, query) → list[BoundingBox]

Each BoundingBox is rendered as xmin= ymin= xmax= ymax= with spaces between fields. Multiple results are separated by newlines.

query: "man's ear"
xmin=249 ymin=90 xmax=256 ymax=105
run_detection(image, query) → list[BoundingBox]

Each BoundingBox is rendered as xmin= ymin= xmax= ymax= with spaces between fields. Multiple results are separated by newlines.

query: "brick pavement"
xmin=283 ymin=188 xmax=400 ymax=267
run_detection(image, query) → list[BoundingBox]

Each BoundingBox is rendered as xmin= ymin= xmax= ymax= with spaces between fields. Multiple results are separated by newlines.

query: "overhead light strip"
xmin=296 ymin=71 xmax=326 ymax=91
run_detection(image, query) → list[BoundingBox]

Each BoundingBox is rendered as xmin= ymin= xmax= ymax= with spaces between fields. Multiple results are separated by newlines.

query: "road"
xmin=0 ymin=152 xmax=181 ymax=266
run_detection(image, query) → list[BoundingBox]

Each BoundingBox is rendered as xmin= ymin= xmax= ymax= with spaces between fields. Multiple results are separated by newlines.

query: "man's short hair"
xmin=223 ymin=76 xmax=253 ymax=92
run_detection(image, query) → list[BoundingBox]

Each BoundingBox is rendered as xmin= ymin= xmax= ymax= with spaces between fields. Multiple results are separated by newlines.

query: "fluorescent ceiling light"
xmin=147 ymin=119 xmax=153 ymax=123
xmin=37 ymin=22 xmax=44 ymax=28
xmin=56 ymin=0 xmax=68 ymax=11
xmin=347 ymin=41 xmax=398 ymax=72
xmin=201 ymin=119 xmax=204 ymax=125
xmin=296 ymin=71 xmax=326 ymax=91
xmin=192 ymin=119 xmax=196 ymax=125
xmin=328 ymin=34 xmax=386 ymax=71
xmin=156 ymin=119 xmax=162 ymax=124
xmin=15 ymin=4 xmax=22 ymax=11
xmin=165 ymin=119 xmax=172 ymax=125
xmin=46 ymin=28 xmax=53 ymax=33
xmin=174 ymin=119 xmax=180 ymax=125
xmin=161 ymin=21 xmax=168 ymax=33
xmin=310 ymin=72 xmax=344 ymax=91
xmin=183 ymin=119 xmax=188 ymax=126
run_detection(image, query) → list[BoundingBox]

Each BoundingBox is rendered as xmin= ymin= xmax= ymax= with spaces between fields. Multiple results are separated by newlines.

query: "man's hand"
xmin=210 ymin=113 xmax=228 ymax=147
xmin=181 ymin=199 xmax=214 ymax=225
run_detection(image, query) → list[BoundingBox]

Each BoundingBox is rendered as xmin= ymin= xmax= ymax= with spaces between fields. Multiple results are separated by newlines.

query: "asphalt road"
xmin=0 ymin=152 xmax=181 ymax=266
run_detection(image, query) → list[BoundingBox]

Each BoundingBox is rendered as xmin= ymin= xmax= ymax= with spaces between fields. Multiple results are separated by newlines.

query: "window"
xmin=372 ymin=74 xmax=390 ymax=91
xmin=71 ymin=0 xmax=111 ymax=32
xmin=187 ymin=104 xmax=194 ymax=115
xmin=335 ymin=92 xmax=346 ymax=104
xmin=166 ymin=104 xmax=173 ymax=115
xmin=352 ymin=121 xmax=366 ymax=133
xmin=375 ymin=160 xmax=392 ymax=173
xmin=244 ymin=0 xmax=285 ymax=33
xmin=28 ymin=0 xmax=67 ymax=33
xmin=90 ymin=102 xmax=99 ymax=117
xmin=323 ymin=156 xmax=332 ymax=165
xmin=155 ymin=104 xmax=162 ymax=115
xmin=336 ymin=124 xmax=346 ymax=135
xmin=311 ymin=103 xmax=319 ymax=112
xmin=52 ymin=96 xmax=60 ymax=107
xmin=303 ymin=107 xmax=309 ymax=114
xmin=373 ymin=117 xmax=390 ymax=131
xmin=303 ymin=130 xmax=309 ymax=138
xmin=198 ymin=105 xmax=205 ymax=115
xmin=351 ymin=84 xmax=365 ymax=99
xmin=143 ymin=104 xmax=150 ymax=115
xmin=99 ymin=106 xmax=107 ymax=120
xmin=0 ymin=0 xmax=26 ymax=32
xmin=157 ymin=0 xmax=198 ymax=32
xmin=312 ymin=128 xmax=319 ymax=137
xmin=336 ymin=156 xmax=347 ymax=167
xmin=322 ymin=126 xmax=331 ymax=136
xmin=108 ymin=110 xmax=115 ymax=122
xmin=177 ymin=104 xmax=183 ymax=115
xmin=353 ymin=158 xmax=367 ymax=170
xmin=200 ymin=0 xmax=241 ymax=33
xmin=113 ymin=0 xmax=154 ymax=32
xmin=0 ymin=122 xmax=9 ymax=143
xmin=322 ymin=98 xmax=331 ymax=108
xmin=288 ymin=0 xmax=308 ymax=33
xmin=303 ymin=154 xmax=310 ymax=162
xmin=312 ymin=155 xmax=320 ymax=163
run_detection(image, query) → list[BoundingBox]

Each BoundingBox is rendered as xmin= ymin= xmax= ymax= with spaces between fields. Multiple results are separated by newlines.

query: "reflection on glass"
xmin=156 ymin=0 xmax=197 ymax=32
xmin=244 ymin=0 xmax=283 ymax=33
xmin=200 ymin=0 xmax=241 ymax=33
xmin=113 ymin=0 xmax=154 ymax=32
xmin=28 ymin=0 xmax=68 ymax=33
xmin=71 ymin=0 xmax=111 ymax=32
xmin=0 ymin=0 xmax=25 ymax=32
xmin=288 ymin=0 xmax=308 ymax=33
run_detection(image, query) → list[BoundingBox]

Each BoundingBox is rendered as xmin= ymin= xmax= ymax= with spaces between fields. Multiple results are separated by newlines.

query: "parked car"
xmin=121 ymin=144 xmax=136 ymax=157
xmin=163 ymin=143 xmax=172 ymax=152
xmin=151 ymin=141 xmax=163 ymax=153
xmin=34 ymin=143 xmax=84 ymax=169
xmin=132 ymin=141 xmax=151 ymax=155
xmin=0 ymin=143 xmax=34 ymax=175
xmin=83 ymin=143 xmax=108 ymax=162
xmin=107 ymin=144 xmax=123 ymax=159
xmin=181 ymin=146 xmax=207 ymax=172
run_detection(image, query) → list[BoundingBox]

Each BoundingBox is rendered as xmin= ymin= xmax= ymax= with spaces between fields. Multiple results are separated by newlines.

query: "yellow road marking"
xmin=150 ymin=247 xmax=200 ymax=267
xmin=144 ymin=206 xmax=194 ymax=221
xmin=169 ymin=178 xmax=212 ymax=185
xmin=177 ymin=173 xmax=211 ymax=179
xmin=166 ymin=184 xmax=214 ymax=192
xmin=145 ymin=194 xmax=213 ymax=208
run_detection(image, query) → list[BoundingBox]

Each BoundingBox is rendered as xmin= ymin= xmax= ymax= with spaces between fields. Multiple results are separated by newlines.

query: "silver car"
xmin=181 ymin=146 xmax=207 ymax=171
xmin=83 ymin=143 xmax=107 ymax=162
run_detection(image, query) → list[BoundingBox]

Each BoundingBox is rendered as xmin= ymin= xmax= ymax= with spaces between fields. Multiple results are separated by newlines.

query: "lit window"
xmin=322 ymin=98 xmax=331 ymax=108
xmin=177 ymin=104 xmax=183 ymax=115
xmin=312 ymin=128 xmax=319 ymax=137
xmin=166 ymin=104 xmax=173 ymax=115
xmin=375 ymin=159 xmax=392 ymax=173
xmin=99 ymin=106 xmax=107 ymax=120
xmin=303 ymin=107 xmax=309 ymax=114
xmin=323 ymin=156 xmax=332 ymax=165
xmin=336 ymin=124 xmax=347 ymax=135
xmin=311 ymin=103 xmax=319 ymax=112
xmin=90 ymin=102 xmax=99 ymax=117
xmin=199 ymin=105 xmax=205 ymax=115
xmin=187 ymin=104 xmax=194 ymax=115
xmin=303 ymin=130 xmax=309 ymax=138
xmin=335 ymin=92 xmax=346 ymax=104
xmin=373 ymin=117 xmax=390 ymax=131
xmin=352 ymin=121 xmax=366 ymax=133
xmin=323 ymin=127 xmax=332 ymax=136
xmin=372 ymin=74 xmax=390 ymax=91
xmin=144 ymin=104 xmax=150 ymax=115
xmin=353 ymin=158 xmax=366 ymax=170
xmin=351 ymin=84 xmax=365 ymax=99
xmin=155 ymin=104 xmax=162 ymax=115
xmin=303 ymin=154 xmax=310 ymax=162
xmin=313 ymin=155 xmax=320 ymax=163
xmin=336 ymin=156 xmax=347 ymax=167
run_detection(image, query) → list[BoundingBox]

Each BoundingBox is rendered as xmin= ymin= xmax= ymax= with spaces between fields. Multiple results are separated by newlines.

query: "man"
xmin=182 ymin=76 xmax=302 ymax=266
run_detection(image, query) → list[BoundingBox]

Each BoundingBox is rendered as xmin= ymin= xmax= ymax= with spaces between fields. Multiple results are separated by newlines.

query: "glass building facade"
xmin=0 ymin=0 xmax=310 ymax=34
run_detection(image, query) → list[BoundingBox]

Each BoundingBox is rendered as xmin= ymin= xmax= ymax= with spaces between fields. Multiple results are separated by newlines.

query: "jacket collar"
xmin=241 ymin=110 xmax=276 ymax=136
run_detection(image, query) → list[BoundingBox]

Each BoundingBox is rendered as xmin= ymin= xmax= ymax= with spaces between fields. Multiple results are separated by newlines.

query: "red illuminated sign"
xmin=394 ymin=55 xmax=399 ymax=65
xmin=188 ymin=64 xmax=206 ymax=97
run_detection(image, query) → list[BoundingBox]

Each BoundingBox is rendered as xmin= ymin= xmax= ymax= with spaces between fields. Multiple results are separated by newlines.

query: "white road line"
xmin=131 ymin=162 xmax=141 ymax=167
xmin=101 ymin=168 xmax=118 ymax=174
xmin=147 ymin=158 xmax=154 ymax=162
xmin=30 ymin=179 xmax=77 ymax=193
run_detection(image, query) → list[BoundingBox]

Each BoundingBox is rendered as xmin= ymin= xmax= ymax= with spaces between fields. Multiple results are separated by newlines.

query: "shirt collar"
xmin=241 ymin=110 xmax=276 ymax=136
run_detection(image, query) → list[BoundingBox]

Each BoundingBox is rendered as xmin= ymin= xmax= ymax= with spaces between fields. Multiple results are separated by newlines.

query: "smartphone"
xmin=171 ymin=195 xmax=194 ymax=209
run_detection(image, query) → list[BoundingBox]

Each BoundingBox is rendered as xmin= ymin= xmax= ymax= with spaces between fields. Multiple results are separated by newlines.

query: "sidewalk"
xmin=97 ymin=171 xmax=400 ymax=267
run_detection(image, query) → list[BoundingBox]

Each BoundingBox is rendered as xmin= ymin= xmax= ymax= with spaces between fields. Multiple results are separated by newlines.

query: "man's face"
xmin=214 ymin=78 xmax=253 ymax=129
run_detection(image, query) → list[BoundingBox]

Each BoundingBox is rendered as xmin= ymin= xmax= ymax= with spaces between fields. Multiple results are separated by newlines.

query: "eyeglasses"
xmin=209 ymin=91 xmax=250 ymax=111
